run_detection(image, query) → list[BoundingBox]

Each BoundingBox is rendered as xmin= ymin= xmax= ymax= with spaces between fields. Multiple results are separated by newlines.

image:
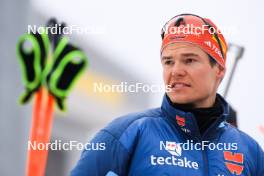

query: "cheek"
xmin=163 ymin=68 xmax=170 ymax=84
xmin=195 ymin=70 xmax=216 ymax=90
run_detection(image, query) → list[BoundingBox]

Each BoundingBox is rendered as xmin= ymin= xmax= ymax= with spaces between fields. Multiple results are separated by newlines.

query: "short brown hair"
xmin=208 ymin=55 xmax=217 ymax=67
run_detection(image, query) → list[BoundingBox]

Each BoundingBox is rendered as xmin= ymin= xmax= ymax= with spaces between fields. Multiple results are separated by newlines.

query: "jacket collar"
xmin=161 ymin=93 xmax=230 ymax=139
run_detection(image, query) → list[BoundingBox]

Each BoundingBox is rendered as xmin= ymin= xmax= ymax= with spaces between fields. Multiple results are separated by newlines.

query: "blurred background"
xmin=0 ymin=0 xmax=263 ymax=175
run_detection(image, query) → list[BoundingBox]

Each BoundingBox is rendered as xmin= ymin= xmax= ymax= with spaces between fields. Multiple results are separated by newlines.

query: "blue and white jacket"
xmin=71 ymin=94 xmax=264 ymax=176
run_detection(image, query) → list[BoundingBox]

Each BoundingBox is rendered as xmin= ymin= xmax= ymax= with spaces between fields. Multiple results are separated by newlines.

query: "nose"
xmin=171 ymin=62 xmax=186 ymax=77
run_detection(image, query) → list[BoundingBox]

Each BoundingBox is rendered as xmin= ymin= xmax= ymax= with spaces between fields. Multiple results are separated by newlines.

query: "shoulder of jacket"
xmin=224 ymin=123 xmax=261 ymax=149
xmin=102 ymin=107 xmax=162 ymax=140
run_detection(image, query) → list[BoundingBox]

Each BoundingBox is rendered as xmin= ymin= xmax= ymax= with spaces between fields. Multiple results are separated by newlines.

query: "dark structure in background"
xmin=224 ymin=44 xmax=245 ymax=128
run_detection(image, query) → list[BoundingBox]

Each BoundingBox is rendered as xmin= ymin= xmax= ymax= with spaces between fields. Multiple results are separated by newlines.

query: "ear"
xmin=215 ymin=64 xmax=226 ymax=80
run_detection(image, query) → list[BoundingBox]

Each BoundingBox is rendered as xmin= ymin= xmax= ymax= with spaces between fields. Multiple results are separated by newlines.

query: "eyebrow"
xmin=161 ymin=53 xmax=199 ymax=60
xmin=181 ymin=53 xmax=199 ymax=57
xmin=161 ymin=56 xmax=172 ymax=60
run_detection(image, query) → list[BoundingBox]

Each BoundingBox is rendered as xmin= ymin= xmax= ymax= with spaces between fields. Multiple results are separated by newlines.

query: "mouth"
xmin=169 ymin=82 xmax=191 ymax=90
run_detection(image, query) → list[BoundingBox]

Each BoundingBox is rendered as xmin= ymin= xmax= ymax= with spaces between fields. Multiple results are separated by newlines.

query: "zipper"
xmin=191 ymin=112 xmax=209 ymax=176
xmin=200 ymin=115 xmax=226 ymax=176
xmin=201 ymin=145 xmax=209 ymax=176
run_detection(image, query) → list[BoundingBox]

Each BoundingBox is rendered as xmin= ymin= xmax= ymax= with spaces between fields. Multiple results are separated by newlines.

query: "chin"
xmin=168 ymin=93 xmax=193 ymax=104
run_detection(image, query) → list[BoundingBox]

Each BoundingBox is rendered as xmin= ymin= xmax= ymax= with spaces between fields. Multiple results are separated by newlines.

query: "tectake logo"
xmin=149 ymin=141 xmax=199 ymax=170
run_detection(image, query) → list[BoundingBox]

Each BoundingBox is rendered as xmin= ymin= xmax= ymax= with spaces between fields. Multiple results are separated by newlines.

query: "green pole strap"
xmin=46 ymin=37 xmax=88 ymax=111
xmin=16 ymin=28 xmax=50 ymax=104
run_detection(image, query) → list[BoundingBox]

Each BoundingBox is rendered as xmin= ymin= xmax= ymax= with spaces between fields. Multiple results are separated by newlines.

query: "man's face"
xmin=161 ymin=42 xmax=225 ymax=108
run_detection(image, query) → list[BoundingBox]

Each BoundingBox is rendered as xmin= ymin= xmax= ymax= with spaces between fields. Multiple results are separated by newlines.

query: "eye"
xmin=164 ymin=60 xmax=174 ymax=65
xmin=185 ymin=58 xmax=196 ymax=64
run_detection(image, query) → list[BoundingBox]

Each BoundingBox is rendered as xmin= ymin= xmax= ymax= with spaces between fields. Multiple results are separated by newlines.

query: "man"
xmin=71 ymin=14 xmax=264 ymax=176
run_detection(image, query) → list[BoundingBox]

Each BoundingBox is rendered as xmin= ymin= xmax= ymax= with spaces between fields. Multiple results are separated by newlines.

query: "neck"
xmin=192 ymin=94 xmax=217 ymax=108
xmin=167 ymin=94 xmax=217 ymax=109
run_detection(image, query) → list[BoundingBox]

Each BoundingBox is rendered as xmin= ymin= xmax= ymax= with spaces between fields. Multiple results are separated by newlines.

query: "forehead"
xmin=161 ymin=42 xmax=208 ymax=58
